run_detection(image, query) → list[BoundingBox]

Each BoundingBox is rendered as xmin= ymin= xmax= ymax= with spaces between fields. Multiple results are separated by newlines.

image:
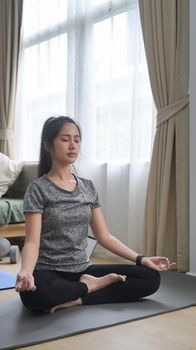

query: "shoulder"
xmin=77 ymin=176 xmax=96 ymax=190
xmin=23 ymin=176 xmax=48 ymax=211
xmin=27 ymin=175 xmax=49 ymax=189
xmin=77 ymin=176 xmax=100 ymax=208
xmin=25 ymin=176 xmax=49 ymax=196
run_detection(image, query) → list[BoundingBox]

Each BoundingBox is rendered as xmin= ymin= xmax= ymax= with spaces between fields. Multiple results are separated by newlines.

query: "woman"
xmin=15 ymin=116 xmax=175 ymax=313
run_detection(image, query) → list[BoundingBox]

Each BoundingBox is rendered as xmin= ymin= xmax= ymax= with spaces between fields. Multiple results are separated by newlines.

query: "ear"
xmin=43 ymin=142 xmax=52 ymax=153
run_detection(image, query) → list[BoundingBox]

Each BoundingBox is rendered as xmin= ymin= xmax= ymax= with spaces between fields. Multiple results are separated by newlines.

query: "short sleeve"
xmin=23 ymin=182 xmax=44 ymax=213
xmin=89 ymin=181 xmax=101 ymax=209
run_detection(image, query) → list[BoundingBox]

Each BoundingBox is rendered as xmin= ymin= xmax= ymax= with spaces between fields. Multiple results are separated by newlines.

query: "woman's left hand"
xmin=141 ymin=256 xmax=176 ymax=272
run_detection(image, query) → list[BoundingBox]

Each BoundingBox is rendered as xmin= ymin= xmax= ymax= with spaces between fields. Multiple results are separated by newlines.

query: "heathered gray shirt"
xmin=23 ymin=175 xmax=100 ymax=273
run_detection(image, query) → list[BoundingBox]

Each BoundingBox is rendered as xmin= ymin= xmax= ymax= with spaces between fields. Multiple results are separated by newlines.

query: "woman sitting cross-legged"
xmin=15 ymin=116 xmax=175 ymax=313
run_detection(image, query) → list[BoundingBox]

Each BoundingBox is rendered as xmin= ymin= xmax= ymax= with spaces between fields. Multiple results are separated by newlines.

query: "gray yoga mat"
xmin=0 ymin=271 xmax=196 ymax=350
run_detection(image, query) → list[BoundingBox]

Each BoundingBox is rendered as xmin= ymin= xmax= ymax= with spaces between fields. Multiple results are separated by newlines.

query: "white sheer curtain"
xmin=15 ymin=0 xmax=155 ymax=257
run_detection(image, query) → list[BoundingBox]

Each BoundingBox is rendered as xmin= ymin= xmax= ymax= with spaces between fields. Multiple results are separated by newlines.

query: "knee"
xmin=19 ymin=290 xmax=50 ymax=312
xmin=148 ymin=269 xmax=161 ymax=294
xmin=154 ymin=270 xmax=161 ymax=291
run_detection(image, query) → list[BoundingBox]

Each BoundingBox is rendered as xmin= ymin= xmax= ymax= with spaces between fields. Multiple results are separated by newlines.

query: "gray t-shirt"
xmin=23 ymin=175 xmax=100 ymax=273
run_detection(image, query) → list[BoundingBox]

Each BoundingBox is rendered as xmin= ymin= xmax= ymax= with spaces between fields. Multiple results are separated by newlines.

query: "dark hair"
xmin=38 ymin=116 xmax=81 ymax=177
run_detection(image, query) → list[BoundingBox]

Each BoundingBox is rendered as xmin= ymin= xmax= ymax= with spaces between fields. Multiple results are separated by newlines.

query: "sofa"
xmin=0 ymin=162 xmax=38 ymax=239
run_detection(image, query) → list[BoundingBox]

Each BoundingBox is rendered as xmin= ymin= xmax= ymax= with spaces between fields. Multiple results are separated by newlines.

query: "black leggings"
xmin=20 ymin=264 xmax=160 ymax=312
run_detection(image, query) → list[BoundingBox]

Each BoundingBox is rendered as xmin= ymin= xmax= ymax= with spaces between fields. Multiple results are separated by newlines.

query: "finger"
xmin=15 ymin=280 xmax=23 ymax=292
xmin=27 ymin=280 xmax=36 ymax=291
xmin=20 ymin=278 xmax=29 ymax=292
xmin=158 ymin=257 xmax=170 ymax=269
xmin=148 ymin=262 xmax=160 ymax=272
xmin=26 ymin=278 xmax=33 ymax=291
xmin=121 ymin=275 xmax=127 ymax=282
xmin=158 ymin=267 xmax=167 ymax=272
xmin=15 ymin=284 xmax=20 ymax=292
xmin=169 ymin=262 xmax=176 ymax=269
xmin=24 ymin=279 xmax=30 ymax=291
xmin=154 ymin=266 xmax=162 ymax=272
xmin=160 ymin=259 xmax=175 ymax=270
xmin=26 ymin=281 xmax=32 ymax=291
xmin=162 ymin=257 xmax=170 ymax=266
xmin=16 ymin=273 xmax=23 ymax=282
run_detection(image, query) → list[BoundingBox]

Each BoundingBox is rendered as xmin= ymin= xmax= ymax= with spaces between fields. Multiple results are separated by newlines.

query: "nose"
xmin=68 ymin=139 xmax=75 ymax=149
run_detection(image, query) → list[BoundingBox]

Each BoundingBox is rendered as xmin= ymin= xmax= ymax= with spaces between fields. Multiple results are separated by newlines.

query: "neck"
xmin=48 ymin=163 xmax=73 ymax=180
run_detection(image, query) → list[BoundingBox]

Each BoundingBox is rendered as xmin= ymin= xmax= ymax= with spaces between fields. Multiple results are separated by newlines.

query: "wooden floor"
xmin=0 ymin=255 xmax=196 ymax=350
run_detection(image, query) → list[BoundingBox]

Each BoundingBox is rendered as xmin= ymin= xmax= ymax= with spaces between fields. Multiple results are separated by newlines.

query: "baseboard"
xmin=186 ymin=272 xmax=196 ymax=277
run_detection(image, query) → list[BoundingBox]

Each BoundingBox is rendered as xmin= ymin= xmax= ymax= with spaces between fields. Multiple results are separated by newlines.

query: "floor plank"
xmin=0 ymin=255 xmax=196 ymax=350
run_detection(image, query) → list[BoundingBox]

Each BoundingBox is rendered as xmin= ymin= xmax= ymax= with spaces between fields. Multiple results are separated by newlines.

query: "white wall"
xmin=190 ymin=0 xmax=196 ymax=273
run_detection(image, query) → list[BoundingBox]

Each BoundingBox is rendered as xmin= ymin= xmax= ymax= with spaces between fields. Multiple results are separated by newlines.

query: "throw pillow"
xmin=0 ymin=152 xmax=23 ymax=197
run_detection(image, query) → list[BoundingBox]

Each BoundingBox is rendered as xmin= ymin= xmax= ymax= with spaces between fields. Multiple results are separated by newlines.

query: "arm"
xmin=90 ymin=208 xmax=139 ymax=262
xmin=90 ymin=208 xmax=175 ymax=271
xmin=15 ymin=212 xmax=42 ymax=292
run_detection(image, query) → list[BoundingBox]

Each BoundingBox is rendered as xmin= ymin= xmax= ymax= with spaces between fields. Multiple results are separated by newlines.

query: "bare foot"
xmin=49 ymin=297 xmax=82 ymax=314
xmin=79 ymin=273 xmax=126 ymax=294
xmin=49 ymin=273 xmax=126 ymax=314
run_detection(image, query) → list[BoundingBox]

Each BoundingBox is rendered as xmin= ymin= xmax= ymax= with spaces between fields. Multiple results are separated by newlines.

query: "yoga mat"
xmin=0 ymin=271 xmax=196 ymax=350
xmin=0 ymin=271 xmax=16 ymax=290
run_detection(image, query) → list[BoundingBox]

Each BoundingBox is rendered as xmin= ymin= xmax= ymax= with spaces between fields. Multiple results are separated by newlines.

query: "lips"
xmin=67 ymin=153 xmax=77 ymax=157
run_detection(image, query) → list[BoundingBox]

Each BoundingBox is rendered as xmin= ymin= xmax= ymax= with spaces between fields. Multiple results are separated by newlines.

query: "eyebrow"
xmin=60 ymin=133 xmax=80 ymax=137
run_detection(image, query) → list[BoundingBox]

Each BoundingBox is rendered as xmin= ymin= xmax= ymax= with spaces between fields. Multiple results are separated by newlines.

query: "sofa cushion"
xmin=0 ymin=153 xmax=23 ymax=198
xmin=4 ymin=162 xmax=38 ymax=199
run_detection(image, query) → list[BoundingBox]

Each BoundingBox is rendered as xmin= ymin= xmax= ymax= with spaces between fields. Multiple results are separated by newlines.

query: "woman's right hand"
xmin=15 ymin=270 xmax=36 ymax=292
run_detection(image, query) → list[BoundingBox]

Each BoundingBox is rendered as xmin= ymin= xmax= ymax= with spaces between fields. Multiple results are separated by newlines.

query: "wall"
xmin=190 ymin=0 xmax=196 ymax=273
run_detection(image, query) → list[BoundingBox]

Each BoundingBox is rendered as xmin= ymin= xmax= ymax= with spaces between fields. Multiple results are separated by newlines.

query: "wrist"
xmin=135 ymin=254 xmax=145 ymax=266
xmin=20 ymin=268 xmax=33 ymax=275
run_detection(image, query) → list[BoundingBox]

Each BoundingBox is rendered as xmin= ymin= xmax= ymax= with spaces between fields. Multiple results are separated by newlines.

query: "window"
xmin=15 ymin=0 xmax=155 ymax=162
xmin=93 ymin=10 xmax=154 ymax=161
